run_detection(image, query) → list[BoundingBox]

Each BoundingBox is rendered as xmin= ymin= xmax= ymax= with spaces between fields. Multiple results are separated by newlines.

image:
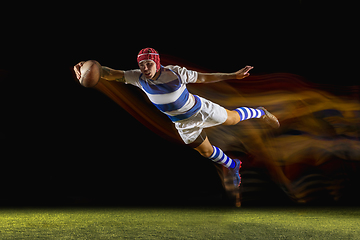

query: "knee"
xmin=195 ymin=148 xmax=214 ymax=158
xmin=223 ymin=110 xmax=240 ymax=126
xmin=193 ymin=136 xmax=214 ymax=158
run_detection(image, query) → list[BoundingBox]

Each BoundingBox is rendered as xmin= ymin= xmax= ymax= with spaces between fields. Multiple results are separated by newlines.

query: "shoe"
xmin=229 ymin=159 xmax=242 ymax=188
xmin=257 ymin=107 xmax=280 ymax=128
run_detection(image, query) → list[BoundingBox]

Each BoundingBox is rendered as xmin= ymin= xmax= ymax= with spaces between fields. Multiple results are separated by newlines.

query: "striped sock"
xmin=235 ymin=107 xmax=265 ymax=122
xmin=208 ymin=146 xmax=236 ymax=169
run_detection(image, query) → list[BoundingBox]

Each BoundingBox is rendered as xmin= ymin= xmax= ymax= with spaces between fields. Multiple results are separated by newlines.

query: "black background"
xmin=0 ymin=1 xmax=358 ymax=206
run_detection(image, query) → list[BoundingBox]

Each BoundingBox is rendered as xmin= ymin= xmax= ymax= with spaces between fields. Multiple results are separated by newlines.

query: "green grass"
xmin=0 ymin=207 xmax=359 ymax=239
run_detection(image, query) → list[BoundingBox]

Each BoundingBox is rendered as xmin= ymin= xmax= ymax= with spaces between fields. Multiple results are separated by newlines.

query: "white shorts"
xmin=174 ymin=96 xmax=228 ymax=145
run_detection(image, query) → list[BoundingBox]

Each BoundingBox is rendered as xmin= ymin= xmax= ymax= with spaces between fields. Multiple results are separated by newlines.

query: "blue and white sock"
xmin=235 ymin=107 xmax=265 ymax=121
xmin=208 ymin=146 xmax=236 ymax=169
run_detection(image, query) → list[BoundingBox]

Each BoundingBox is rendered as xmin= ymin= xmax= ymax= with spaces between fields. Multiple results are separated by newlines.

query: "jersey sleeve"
xmin=170 ymin=66 xmax=198 ymax=84
xmin=124 ymin=69 xmax=142 ymax=87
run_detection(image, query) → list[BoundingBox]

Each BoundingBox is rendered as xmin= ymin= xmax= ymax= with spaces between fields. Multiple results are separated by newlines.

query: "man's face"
xmin=139 ymin=60 xmax=157 ymax=79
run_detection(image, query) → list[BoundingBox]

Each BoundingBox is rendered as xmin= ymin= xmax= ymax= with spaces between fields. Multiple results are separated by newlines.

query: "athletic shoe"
xmin=257 ymin=107 xmax=280 ymax=128
xmin=229 ymin=159 xmax=242 ymax=188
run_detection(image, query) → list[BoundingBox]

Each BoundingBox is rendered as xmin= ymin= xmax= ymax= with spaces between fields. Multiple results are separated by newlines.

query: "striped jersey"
xmin=124 ymin=65 xmax=201 ymax=122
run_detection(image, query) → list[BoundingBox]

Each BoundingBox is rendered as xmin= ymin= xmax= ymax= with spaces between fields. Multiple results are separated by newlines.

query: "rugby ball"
xmin=79 ymin=60 xmax=102 ymax=88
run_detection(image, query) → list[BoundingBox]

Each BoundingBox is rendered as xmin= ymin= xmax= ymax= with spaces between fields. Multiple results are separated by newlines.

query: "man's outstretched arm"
xmin=101 ymin=66 xmax=126 ymax=83
xmin=196 ymin=66 xmax=253 ymax=83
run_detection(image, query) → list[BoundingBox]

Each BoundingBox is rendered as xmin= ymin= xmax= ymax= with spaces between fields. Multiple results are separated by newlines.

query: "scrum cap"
xmin=137 ymin=48 xmax=161 ymax=72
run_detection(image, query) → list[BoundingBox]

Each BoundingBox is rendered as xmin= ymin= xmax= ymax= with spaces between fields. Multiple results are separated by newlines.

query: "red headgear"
xmin=137 ymin=48 xmax=161 ymax=72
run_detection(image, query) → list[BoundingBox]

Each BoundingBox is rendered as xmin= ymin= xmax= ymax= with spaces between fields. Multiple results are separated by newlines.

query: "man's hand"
xmin=234 ymin=66 xmax=254 ymax=79
xmin=74 ymin=61 xmax=85 ymax=80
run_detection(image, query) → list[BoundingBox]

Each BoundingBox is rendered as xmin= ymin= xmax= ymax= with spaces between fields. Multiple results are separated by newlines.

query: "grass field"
xmin=0 ymin=207 xmax=359 ymax=239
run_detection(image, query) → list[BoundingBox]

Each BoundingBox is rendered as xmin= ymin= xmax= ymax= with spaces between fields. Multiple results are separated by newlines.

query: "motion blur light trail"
xmin=93 ymin=55 xmax=360 ymax=204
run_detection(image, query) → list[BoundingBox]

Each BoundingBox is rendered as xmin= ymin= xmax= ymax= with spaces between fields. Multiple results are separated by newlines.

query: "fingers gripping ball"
xmin=79 ymin=60 xmax=102 ymax=88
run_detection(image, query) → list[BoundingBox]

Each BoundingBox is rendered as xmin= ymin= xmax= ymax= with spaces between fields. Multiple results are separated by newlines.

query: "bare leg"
xmin=194 ymin=136 xmax=214 ymax=158
xmin=222 ymin=109 xmax=241 ymax=126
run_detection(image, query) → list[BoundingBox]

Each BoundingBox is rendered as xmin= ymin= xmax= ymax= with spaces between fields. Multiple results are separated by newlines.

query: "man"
xmin=74 ymin=47 xmax=280 ymax=188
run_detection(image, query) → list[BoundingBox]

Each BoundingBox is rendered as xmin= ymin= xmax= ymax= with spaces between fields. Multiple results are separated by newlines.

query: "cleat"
xmin=229 ymin=159 xmax=242 ymax=188
xmin=258 ymin=107 xmax=280 ymax=128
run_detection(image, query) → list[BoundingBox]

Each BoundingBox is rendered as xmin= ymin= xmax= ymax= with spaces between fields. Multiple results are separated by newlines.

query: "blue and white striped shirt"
xmin=124 ymin=65 xmax=201 ymax=122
